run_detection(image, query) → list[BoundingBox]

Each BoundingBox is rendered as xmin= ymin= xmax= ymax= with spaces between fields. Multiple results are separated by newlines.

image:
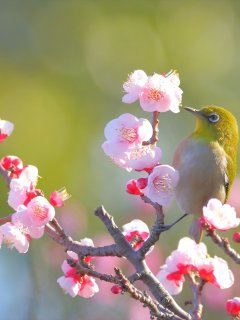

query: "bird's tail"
xmin=189 ymin=218 xmax=203 ymax=244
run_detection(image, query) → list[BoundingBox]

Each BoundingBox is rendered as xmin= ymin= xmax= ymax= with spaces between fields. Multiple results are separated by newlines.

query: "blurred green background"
xmin=0 ymin=0 xmax=240 ymax=319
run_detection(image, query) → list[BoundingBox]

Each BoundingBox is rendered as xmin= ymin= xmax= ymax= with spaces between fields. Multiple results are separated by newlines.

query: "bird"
xmin=172 ymin=106 xmax=238 ymax=243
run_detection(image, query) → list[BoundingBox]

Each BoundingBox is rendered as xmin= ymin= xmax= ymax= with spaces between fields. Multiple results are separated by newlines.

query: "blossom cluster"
xmin=102 ymin=69 xmax=182 ymax=206
xmin=122 ymin=69 xmax=182 ymax=113
xmin=57 ymin=239 xmax=99 ymax=298
xmin=156 ymin=237 xmax=234 ymax=295
xmin=0 ymin=155 xmax=70 ymax=253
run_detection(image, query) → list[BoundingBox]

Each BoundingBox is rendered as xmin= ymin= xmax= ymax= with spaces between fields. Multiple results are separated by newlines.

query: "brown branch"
xmin=115 ymin=268 xmax=185 ymax=320
xmin=150 ymin=111 xmax=160 ymax=146
xmin=185 ymin=274 xmax=205 ymax=320
xmin=94 ymin=205 xmax=191 ymax=320
xmin=200 ymin=220 xmax=240 ymax=264
xmin=49 ymin=217 xmax=68 ymax=238
xmin=94 ymin=206 xmax=134 ymax=258
xmin=44 ymin=224 xmax=122 ymax=257
xmin=0 ymin=214 xmax=12 ymax=224
xmin=0 ymin=164 xmax=12 ymax=188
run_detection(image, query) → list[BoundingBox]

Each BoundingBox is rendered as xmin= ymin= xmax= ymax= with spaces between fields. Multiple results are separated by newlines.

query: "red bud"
xmin=126 ymin=180 xmax=143 ymax=196
xmin=233 ymin=232 xmax=240 ymax=243
xmin=111 ymin=285 xmax=122 ymax=294
xmin=136 ymin=178 xmax=148 ymax=189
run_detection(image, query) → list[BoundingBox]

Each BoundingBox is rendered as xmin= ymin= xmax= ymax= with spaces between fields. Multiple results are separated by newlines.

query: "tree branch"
xmin=44 ymin=224 xmax=122 ymax=257
xmin=150 ymin=111 xmax=160 ymax=146
xmin=185 ymin=274 xmax=205 ymax=320
xmin=200 ymin=220 xmax=240 ymax=264
xmin=115 ymin=268 xmax=185 ymax=320
xmin=0 ymin=214 xmax=12 ymax=224
xmin=94 ymin=205 xmax=134 ymax=258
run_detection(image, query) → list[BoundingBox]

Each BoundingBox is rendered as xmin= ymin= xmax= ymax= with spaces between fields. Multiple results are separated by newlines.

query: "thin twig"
xmin=185 ymin=274 xmax=205 ymax=320
xmin=200 ymin=220 xmax=240 ymax=264
xmin=49 ymin=218 xmax=68 ymax=238
xmin=150 ymin=111 xmax=160 ymax=146
xmin=0 ymin=214 xmax=12 ymax=224
xmin=115 ymin=268 xmax=185 ymax=320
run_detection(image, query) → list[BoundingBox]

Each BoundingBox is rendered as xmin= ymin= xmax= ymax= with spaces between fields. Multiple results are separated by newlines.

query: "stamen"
xmin=153 ymin=174 xmax=174 ymax=193
xmin=32 ymin=205 xmax=48 ymax=221
xmin=56 ymin=188 xmax=71 ymax=202
xmin=131 ymin=145 xmax=154 ymax=160
xmin=119 ymin=127 xmax=137 ymax=143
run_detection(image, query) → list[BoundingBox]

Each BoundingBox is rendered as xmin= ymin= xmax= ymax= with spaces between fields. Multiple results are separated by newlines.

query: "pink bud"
xmin=111 ymin=285 xmax=122 ymax=294
xmin=226 ymin=297 xmax=240 ymax=315
xmin=126 ymin=180 xmax=143 ymax=196
xmin=136 ymin=178 xmax=148 ymax=190
xmin=233 ymin=232 xmax=240 ymax=243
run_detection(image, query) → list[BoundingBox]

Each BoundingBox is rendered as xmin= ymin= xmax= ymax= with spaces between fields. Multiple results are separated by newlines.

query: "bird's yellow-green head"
xmin=184 ymin=105 xmax=238 ymax=155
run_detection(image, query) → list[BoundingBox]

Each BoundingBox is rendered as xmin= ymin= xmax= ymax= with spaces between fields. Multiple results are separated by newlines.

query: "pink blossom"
xmin=226 ymin=297 xmax=240 ymax=315
xmin=0 ymin=229 xmax=3 ymax=248
xmin=50 ymin=188 xmax=71 ymax=207
xmin=147 ymin=165 xmax=179 ymax=206
xmin=0 ymin=119 xmax=14 ymax=142
xmin=122 ymin=70 xmax=148 ymax=103
xmin=157 ymin=269 xmax=185 ymax=295
xmin=0 ymin=222 xmax=29 ymax=253
xmin=103 ymin=113 xmax=153 ymax=157
xmin=27 ymin=196 xmax=55 ymax=227
xmin=126 ymin=180 xmax=143 ymax=196
xmin=11 ymin=205 xmax=44 ymax=239
xmin=0 ymin=156 xmax=23 ymax=178
xmin=122 ymin=219 xmax=153 ymax=253
xmin=57 ymin=260 xmax=99 ymax=298
xmin=8 ymin=179 xmax=32 ymax=211
xmin=102 ymin=141 xmax=132 ymax=172
xmin=139 ymin=72 xmax=182 ymax=113
xmin=202 ymin=198 xmax=240 ymax=231
xmin=8 ymin=179 xmax=42 ymax=211
xmin=196 ymin=256 xmax=234 ymax=289
xmin=156 ymin=238 xmax=207 ymax=295
xmin=128 ymin=145 xmax=162 ymax=172
xmin=19 ymin=165 xmax=39 ymax=186
xmin=157 ymin=238 xmax=233 ymax=295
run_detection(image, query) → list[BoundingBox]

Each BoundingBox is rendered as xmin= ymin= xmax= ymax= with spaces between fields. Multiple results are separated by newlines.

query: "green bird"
xmin=172 ymin=106 xmax=238 ymax=243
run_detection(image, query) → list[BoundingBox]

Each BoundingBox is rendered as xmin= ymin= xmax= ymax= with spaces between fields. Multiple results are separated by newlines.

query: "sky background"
xmin=0 ymin=1 xmax=240 ymax=319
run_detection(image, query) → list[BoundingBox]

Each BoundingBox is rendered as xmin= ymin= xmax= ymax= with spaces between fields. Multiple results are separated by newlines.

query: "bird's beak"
xmin=183 ymin=107 xmax=202 ymax=117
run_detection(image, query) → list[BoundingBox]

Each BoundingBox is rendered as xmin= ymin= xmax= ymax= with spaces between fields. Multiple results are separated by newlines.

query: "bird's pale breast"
xmin=172 ymin=137 xmax=227 ymax=218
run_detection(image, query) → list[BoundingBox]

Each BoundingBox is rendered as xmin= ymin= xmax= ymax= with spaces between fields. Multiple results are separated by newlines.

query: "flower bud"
xmin=233 ymin=232 xmax=240 ymax=243
xmin=111 ymin=285 xmax=122 ymax=294
xmin=126 ymin=180 xmax=143 ymax=196
xmin=226 ymin=297 xmax=240 ymax=315
xmin=136 ymin=178 xmax=148 ymax=190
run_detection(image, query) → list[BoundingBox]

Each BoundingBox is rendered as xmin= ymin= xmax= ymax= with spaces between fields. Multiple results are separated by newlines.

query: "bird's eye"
xmin=208 ymin=113 xmax=220 ymax=123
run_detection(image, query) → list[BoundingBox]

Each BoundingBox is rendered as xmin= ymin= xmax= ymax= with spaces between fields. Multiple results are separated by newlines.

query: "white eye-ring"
xmin=208 ymin=113 xmax=220 ymax=123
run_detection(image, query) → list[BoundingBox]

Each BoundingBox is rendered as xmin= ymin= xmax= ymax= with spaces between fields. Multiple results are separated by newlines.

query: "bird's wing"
xmin=223 ymin=171 xmax=229 ymax=204
xmin=225 ymin=154 xmax=237 ymax=203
